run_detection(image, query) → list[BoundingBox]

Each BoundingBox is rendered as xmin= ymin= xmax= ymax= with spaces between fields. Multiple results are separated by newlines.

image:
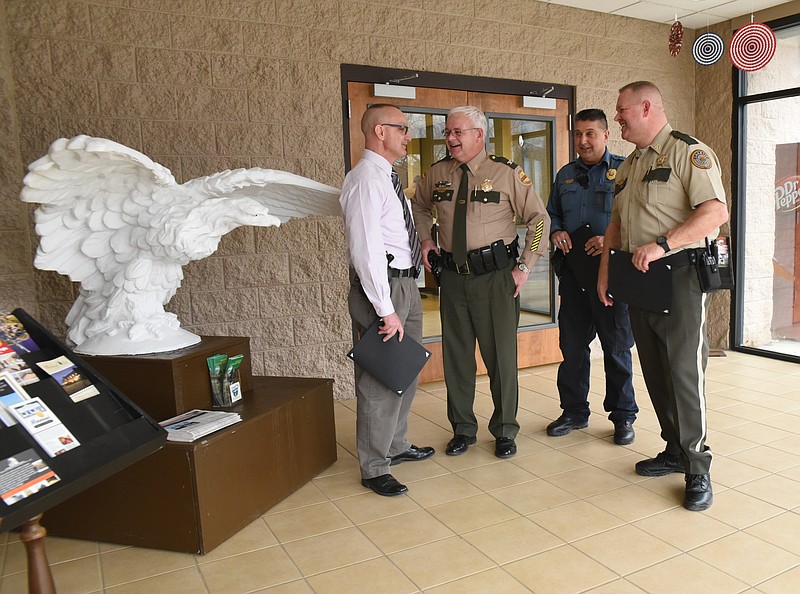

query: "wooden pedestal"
xmin=43 ymin=376 xmax=336 ymax=554
xmin=80 ymin=336 xmax=253 ymax=421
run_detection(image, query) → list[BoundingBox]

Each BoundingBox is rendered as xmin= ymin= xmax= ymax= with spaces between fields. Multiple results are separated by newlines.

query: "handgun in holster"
xmin=427 ymin=251 xmax=444 ymax=286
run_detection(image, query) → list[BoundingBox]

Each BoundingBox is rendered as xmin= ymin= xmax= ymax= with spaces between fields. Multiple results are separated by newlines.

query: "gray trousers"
xmin=348 ymin=271 xmax=423 ymax=479
xmin=629 ymin=264 xmax=712 ymax=475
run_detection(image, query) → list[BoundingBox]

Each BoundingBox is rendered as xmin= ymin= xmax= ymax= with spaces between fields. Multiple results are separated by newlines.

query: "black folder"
xmin=565 ymin=224 xmax=600 ymax=290
xmin=346 ymin=319 xmax=431 ymax=395
xmin=607 ymin=249 xmax=673 ymax=314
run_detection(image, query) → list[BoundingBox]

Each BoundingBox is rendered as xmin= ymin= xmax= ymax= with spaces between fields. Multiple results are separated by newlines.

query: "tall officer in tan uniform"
xmin=598 ymin=81 xmax=728 ymax=511
xmin=412 ymin=106 xmax=549 ymax=459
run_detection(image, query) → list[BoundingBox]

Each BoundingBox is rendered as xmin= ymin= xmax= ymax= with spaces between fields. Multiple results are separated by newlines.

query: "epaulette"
xmin=489 ymin=154 xmax=518 ymax=169
xmin=434 ymin=155 xmax=454 ymax=165
xmin=671 ymin=130 xmax=698 ymax=145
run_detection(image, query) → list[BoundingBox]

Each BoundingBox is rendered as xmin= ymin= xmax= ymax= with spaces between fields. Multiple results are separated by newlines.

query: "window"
xmin=734 ymin=16 xmax=800 ymax=360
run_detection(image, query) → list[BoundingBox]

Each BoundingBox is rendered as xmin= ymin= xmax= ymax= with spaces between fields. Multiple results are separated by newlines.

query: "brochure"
xmin=0 ymin=340 xmax=38 ymax=386
xmin=36 ymin=355 xmax=100 ymax=402
xmin=8 ymin=397 xmax=81 ymax=457
xmin=0 ymin=371 xmax=32 ymax=427
xmin=160 ymin=409 xmax=242 ymax=443
xmin=0 ymin=312 xmax=41 ymax=355
xmin=0 ymin=449 xmax=61 ymax=506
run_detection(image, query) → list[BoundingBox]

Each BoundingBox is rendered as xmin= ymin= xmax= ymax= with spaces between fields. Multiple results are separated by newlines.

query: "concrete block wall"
xmin=5 ymin=0 xmax=793 ymax=397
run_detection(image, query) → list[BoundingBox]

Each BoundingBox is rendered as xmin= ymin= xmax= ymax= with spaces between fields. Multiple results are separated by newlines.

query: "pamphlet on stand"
xmin=0 ymin=449 xmax=61 ymax=506
xmin=7 ymin=397 xmax=81 ymax=457
xmin=160 ymin=409 xmax=242 ymax=443
xmin=36 ymin=355 xmax=100 ymax=402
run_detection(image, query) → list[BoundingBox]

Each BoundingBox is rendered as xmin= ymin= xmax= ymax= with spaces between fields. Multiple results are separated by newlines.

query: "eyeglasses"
xmin=443 ymin=128 xmax=479 ymax=138
xmin=381 ymin=123 xmax=409 ymax=134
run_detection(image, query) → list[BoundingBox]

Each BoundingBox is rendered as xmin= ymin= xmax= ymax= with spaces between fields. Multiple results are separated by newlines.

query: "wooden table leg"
xmin=19 ymin=514 xmax=56 ymax=594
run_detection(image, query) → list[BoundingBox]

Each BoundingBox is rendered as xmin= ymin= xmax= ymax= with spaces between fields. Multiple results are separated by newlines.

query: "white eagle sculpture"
xmin=21 ymin=135 xmax=341 ymax=356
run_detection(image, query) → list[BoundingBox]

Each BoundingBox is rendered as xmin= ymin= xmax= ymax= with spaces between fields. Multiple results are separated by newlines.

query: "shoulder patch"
xmin=690 ymin=149 xmax=712 ymax=169
xmin=490 ymin=154 xmax=518 ymax=169
xmin=671 ymin=130 xmax=698 ymax=145
xmin=516 ymin=166 xmax=532 ymax=186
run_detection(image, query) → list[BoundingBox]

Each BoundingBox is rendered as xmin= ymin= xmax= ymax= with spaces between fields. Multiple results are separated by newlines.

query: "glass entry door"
xmin=346 ymin=81 xmax=571 ymax=380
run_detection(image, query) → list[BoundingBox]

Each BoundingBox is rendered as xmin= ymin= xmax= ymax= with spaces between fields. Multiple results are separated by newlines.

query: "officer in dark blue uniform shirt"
xmin=545 ymin=109 xmax=638 ymax=445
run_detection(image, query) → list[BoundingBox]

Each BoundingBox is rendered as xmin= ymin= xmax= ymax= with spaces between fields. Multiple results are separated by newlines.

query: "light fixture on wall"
xmin=522 ymin=86 xmax=556 ymax=110
xmin=373 ymin=72 xmax=418 ymax=99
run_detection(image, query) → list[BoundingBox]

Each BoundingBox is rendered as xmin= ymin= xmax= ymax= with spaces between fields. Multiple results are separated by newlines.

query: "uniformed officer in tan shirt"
xmin=412 ymin=105 xmax=549 ymax=459
xmin=598 ymin=81 xmax=728 ymax=512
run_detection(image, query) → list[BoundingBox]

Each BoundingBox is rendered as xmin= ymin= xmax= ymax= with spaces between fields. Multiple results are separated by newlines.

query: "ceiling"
xmin=543 ymin=0 xmax=793 ymax=29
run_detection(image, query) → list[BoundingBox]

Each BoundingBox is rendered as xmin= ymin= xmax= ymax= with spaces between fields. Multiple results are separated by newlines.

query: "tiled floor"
xmin=2 ymin=350 xmax=800 ymax=593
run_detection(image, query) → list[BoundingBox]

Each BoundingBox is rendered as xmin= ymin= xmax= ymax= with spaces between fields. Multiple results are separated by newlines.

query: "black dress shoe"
xmin=495 ymin=437 xmax=517 ymax=458
xmin=635 ymin=451 xmax=684 ymax=477
xmin=684 ymin=473 xmax=713 ymax=511
xmin=390 ymin=445 xmax=435 ymax=466
xmin=445 ymin=434 xmax=477 ymax=456
xmin=546 ymin=414 xmax=588 ymax=437
xmin=361 ymin=474 xmax=408 ymax=497
xmin=613 ymin=420 xmax=635 ymax=445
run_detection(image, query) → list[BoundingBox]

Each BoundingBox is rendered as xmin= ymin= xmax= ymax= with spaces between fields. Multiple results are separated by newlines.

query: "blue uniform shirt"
xmin=547 ymin=149 xmax=625 ymax=237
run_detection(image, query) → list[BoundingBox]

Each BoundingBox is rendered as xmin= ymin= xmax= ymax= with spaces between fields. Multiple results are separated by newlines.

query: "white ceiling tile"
xmin=612 ymin=2 xmax=694 ymax=21
xmin=702 ymin=0 xmax=788 ymax=19
xmin=678 ymin=12 xmax=728 ymax=28
xmin=540 ymin=0 xmax=795 ymax=25
xmin=545 ymin=0 xmax=635 ymax=10
xmin=648 ymin=0 xmax=735 ymax=10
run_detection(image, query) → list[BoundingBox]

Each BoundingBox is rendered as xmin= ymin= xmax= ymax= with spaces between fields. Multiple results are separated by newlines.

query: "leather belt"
xmin=389 ymin=267 xmax=419 ymax=278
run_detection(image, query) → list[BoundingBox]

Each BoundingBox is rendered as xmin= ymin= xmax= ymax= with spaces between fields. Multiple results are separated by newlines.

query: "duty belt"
xmin=441 ymin=240 xmax=519 ymax=276
xmin=663 ymin=249 xmax=704 ymax=268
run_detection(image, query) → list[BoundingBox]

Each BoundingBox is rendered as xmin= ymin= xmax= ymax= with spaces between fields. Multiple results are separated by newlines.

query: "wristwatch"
xmin=656 ymin=235 xmax=671 ymax=253
xmin=517 ymin=262 xmax=531 ymax=274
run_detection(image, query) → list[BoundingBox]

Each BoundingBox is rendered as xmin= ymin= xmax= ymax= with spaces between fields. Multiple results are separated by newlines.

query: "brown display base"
xmin=79 ymin=336 xmax=253 ymax=421
xmin=42 ymin=376 xmax=336 ymax=554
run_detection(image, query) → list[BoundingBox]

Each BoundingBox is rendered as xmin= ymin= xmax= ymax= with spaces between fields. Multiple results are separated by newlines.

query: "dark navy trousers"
xmin=556 ymin=266 xmax=638 ymax=423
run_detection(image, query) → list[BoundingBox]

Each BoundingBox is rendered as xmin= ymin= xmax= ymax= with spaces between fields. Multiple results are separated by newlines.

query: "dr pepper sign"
xmin=775 ymin=176 xmax=800 ymax=213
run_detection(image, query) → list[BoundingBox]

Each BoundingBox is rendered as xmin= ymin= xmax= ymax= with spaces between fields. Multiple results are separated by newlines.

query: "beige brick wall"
xmin=0 ymin=1 xmax=37 ymax=318
xmin=1 ymin=0 xmax=794 ymax=397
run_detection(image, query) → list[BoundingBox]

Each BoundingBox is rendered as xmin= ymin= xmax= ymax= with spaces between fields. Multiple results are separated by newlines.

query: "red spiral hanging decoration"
xmin=729 ymin=22 xmax=777 ymax=71
xmin=669 ymin=21 xmax=684 ymax=57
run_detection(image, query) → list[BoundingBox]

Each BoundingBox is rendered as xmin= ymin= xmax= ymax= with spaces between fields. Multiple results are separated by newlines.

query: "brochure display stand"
xmin=41 ymin=337 xmax=337 ymax=554
xmin=0 ymin=308 xmax=167 ymax=591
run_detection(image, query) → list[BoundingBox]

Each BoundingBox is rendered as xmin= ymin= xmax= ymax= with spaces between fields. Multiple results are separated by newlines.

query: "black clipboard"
xmin=346 ymin=319 xmax=431 ymax=395
xmin=564 ymin=224 xmax=600 ymax=290
xmin=608 ymin=249 xmax=673 ymax=314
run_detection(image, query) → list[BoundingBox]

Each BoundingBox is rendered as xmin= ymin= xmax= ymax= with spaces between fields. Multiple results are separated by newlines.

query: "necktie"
xmin=452 ymin=163 xmax=470 ymax=267
xmin=391 ymin=170 xmax=422 ymax=272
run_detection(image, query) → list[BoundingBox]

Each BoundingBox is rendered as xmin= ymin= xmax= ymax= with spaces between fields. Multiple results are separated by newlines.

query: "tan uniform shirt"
xmin=612 ymin=124 xmax=726 ymax=253
xmin=412 ymin=149 xmax=549 ymax=269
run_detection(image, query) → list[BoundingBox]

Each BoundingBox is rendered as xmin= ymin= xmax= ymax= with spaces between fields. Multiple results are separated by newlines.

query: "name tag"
xmin=643 ymin=167 xmax=671 ymax=182
xmin=472 ymin=190 xmax=500 ymax=204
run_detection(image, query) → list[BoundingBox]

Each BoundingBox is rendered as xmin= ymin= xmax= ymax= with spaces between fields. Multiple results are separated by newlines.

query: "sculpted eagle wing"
xmin=183 ymin=167 xmax=341 ymax=223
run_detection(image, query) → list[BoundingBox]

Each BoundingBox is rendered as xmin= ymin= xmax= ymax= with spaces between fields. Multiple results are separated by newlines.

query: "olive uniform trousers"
xmin=628 ymin=263 xmax=712 ymax=474
xmin=439 ymin=265 xmax=520 ymax=439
